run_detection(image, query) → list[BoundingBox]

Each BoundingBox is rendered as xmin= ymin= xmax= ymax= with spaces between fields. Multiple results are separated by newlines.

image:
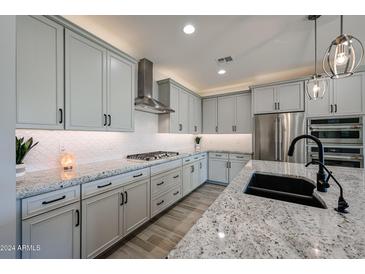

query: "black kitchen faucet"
xmin=287 ymin=134 xmax=329 ymax=192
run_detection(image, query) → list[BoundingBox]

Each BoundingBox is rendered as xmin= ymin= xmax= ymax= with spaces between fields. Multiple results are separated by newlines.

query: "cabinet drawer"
xmin=183 ymin=155 xmax=200 ymax=165
xmin=209 ymin=152 xmax=229 ymax=159
xmin=150 ymin=159 xmax=182 ymax=176
xmin=151 ymin=185 xmax=181 ymax=217
xmin=82 ymin=168 xmax=150 ymax=199
xmin=151 ymin=167 xmax=182 ymax=197
xmin=229 ymin=153 xmax=251 ymax=161
xmin=22 ymin=185 xmax=80 ymax=220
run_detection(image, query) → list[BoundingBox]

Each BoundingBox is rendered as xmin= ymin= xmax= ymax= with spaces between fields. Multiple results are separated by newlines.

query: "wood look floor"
xmin=103 ymin=183 xmax=225 ymax=259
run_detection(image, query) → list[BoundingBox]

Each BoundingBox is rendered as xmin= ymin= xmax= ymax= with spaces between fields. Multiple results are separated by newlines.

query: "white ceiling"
xmin=64 ymin=15 xmax=365 ymax=95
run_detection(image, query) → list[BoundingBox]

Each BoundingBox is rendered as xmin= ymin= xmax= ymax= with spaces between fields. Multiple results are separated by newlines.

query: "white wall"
xmin=0 ymin=16 xmax=16 ymax=258
xmin=201 ymin=134 xmax=252 ymax=153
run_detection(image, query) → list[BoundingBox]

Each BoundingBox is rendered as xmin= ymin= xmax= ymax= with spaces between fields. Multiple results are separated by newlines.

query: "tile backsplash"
xmin=16 ymin=111 xmax=252 ymax=172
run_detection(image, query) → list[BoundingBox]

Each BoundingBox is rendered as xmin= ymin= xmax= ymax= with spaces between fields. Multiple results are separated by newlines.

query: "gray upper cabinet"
xmin=205 ymin=92 xmax=252 ymax=134
xmin=178 ymin=90 xmax=189 ymax=133
xmin=306 ymin=73 xmax=365 ymax=117
xmin=65 ymin=29 xmax=107 ymax=131
xmin=236 ymin=93 xmax=252 ymax=133
xmin=158 ymin=79 xmax=201 ymax=134
xmin=253 ymin=81 xmax=304 ymax=114
xmin=218 ymin=96 xmax=236 ymax=133
xmin=107 ymin=51 xmax=135 ymax=131
xmin=16 ymin=16 xmax=64 ymax=129
xmin=202 ymin=98 xmax=218 ymax=133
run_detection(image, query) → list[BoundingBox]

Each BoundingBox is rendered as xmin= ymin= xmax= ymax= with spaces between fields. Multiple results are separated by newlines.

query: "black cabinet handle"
xmin=157 ymin=200 xmax=164 ymax=206
xmin=120 ymin=192 xmax=124 ymax=206
xmin=75 ymin=209 xmax=80 ymax=227
xmin=185 ymin=159 xmax=190 ymax=162
xmin=59 ymin=108 xmax=63 ymax=124
xmin=108 ymin=115 xmax=111 ymax=126
xmin=97 ymin=182 xmax=112 ymax=188
xmin=278 ymin=102 xmax=280 ymax=110
xmin=173 ymin=191 xmax=179 ymax=196
xmin=133 ymin=173 xmax=143 ymax=178
xmin=124 ymin=191 xmax=128 ymax=204
xmin=173 ymin=175 xmax=179 ymax=179
xmin=215 ymin=126 xmax=218 ymax=133
xmin=157 ymin=181 xmax=164 ymax=186
xmin=335 ymin=104 xmax=338 ymax=113
xmin=104 ymin=114 xmax=107 ymax=126
xmin=42 ymin=195 xmax=66 ymax=205
xmin=179 ymin=124 xmax=182 ymax=131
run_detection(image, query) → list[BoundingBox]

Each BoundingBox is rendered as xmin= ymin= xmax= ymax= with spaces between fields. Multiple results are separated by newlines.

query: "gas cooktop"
xmin=126 ymin=151 xmax=179 ymax=161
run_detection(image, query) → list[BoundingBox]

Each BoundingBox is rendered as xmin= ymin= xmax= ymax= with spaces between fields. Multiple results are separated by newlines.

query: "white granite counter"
xmin=16 ymin=150 xmax=251 ymax=199
xmin=168 ymin=160 xmax=365 ymax=259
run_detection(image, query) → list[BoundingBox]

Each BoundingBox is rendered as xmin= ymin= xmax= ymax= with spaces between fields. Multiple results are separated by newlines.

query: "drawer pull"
xmin=157 ymin=200 xmax=164 ymax=206
xmin=120 ymin=192 xmax=124 ymax=206
xmin=215 ymin=154 xmax=222 ymax=157
xmin=133 ymin=173 xmax=143 ymax=178
xmin=173 ymin=175 xmax=179 ymax=179
xmin=185 ymin=159 xmax=190 ymax=162
xmin=42 ymin=195 xmax=66 ymax=205
xmin=173 ymin=191 xmax=180 ymax=196
xmin=157 ymin=181 xmax=164 ymax=186
xmin=97 ymin=182 xmax=112 ymax=188
xmin=124 ymin=191 xmax=128 ymax=204
xmin=194 ymin=157 xmax=199 ymax=160
xmin=236 ymin=156 xmax=244 ymax=159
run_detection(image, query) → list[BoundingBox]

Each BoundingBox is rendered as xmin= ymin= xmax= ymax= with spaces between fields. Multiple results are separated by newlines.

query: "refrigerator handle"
xmin=277 ymin=116 xmax=282 ymax=161
xmin=274 ymin=116 xmax=278 ymax=161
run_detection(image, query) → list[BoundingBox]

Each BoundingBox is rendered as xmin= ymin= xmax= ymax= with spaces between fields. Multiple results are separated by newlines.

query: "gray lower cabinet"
xmin=208 ymin=153 xmax=251 ymax=184
xmin=21 ymin=186 xmax=81 ymax=259
xmin=182 ymin=157 xmax=200 ymax=196
xmin=81 ymin=176 xmax=150 ymax=258
xmin=123 ymin=179 xmax=150 ymax=235
xmin=82 ymin=188 xmax=122 ymax=259
xmin=16 ymin=15 xmax=64 ymax=129
xmin=199 ymin=156 xmax=208 ymax=185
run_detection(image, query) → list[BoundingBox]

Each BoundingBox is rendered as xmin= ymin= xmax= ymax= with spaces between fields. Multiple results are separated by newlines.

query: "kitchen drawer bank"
xmin=16 ymin=150 xmax=250 ymax=199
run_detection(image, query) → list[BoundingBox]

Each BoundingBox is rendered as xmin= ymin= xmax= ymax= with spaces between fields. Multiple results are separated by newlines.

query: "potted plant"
xmin=195 ymin=136 xmax=202 ymax=152
xmin=16 ymin=137 xmax=38 ymax=177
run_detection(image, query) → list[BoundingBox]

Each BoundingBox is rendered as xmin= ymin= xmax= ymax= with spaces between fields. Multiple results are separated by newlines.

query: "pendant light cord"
xmin=314 ymin=18 xmax=317 ymax=75
xmin=340 ymin=15 xmax=343 ymax=35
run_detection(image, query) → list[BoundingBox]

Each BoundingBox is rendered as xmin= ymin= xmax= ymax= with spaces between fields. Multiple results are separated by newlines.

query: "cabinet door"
xmin=107 ymin=51 xmax=135 ymax=131
xmin=275 ymin=82 xmax=304 ymax=112
xmin=182 ymin=164 xmax=193 ymax=196
xmin=195 ymin=97 xmax=202 ymax=133
xmin=199 ymin=158 xmax=208 ymax=185
xmin=179 ymin=90 xmax=189 ymax=133
xmin=202 ymin=98 xmax=218 ymax=133
xmin=208 ymin=159 xmax=228 ymax=184
xmin=169 ymin=84 xmax=180 ymax=133
xmin=22 ymin=202 xmax=80 ymax=259
xmin=16 ymin=16 xmax=64 ymax=129
xmin=253 ymin=87 xmax=275 ymax=114
xmin=333 ymin=73 xmax=365 ymax=115
xmin=123 ymin=179 xmax=150 ymax=235
xmin=188 ymin=95 xmax=195 ymax=133
xmin=65 ymin=29 xmax=107 ymax=130
xmin=218 ymin=96 xmax=236 ymax=133
xmin=82 ymin=188 xmax=122 ymax=258
xmin=229 ymin=161 xmax=245 ymax=182
xmin=235 ymin=93 xmax=252 ymax=133
xmin=192 ymin=162 xmax=200 ymax=190
xmin=305 ymin=79 xmax=332 ymax=117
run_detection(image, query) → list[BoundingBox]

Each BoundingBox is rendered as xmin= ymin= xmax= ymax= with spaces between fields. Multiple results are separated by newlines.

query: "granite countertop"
xmin=168 ymin=160 xmax=365 ymax=259
xmin=16 ymin=150 xmax=251 ymax=199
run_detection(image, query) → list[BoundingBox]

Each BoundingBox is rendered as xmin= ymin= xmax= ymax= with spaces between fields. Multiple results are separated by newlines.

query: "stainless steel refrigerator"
xmin=254 ymin=112 xmax=306 ymax=163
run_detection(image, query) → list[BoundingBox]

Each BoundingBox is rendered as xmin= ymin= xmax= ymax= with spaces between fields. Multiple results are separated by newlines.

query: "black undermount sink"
xmin=244 ymin=173 xmax=327 ymax=209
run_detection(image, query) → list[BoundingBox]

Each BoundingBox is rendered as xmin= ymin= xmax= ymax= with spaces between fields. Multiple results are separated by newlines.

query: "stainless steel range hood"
xmin=135 ymin=58 xmax=175 ymax=114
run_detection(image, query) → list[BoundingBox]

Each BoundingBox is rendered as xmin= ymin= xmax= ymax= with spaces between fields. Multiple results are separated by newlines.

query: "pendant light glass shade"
xmin=306 ymin=75 xmax=327 ymax=100
xmin=306 ymin=15 xmax=327 ymax=101
xmin=323 ymin=16 xmax=364 ymax=79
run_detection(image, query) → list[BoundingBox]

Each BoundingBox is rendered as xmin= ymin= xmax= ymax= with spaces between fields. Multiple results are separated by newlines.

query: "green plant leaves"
xmin=15 ymin=136 xmax=39 ymax=165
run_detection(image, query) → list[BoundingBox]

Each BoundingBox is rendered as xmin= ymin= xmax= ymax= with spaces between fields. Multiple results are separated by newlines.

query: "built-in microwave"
xmin=308 ymin=117 xmax=363 ymax=144
xmin=307 ymin=144 xmax=364 ymax=168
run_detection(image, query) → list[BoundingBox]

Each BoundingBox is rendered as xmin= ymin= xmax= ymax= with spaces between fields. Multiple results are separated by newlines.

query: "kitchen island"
xmin=168 ymin=160 xmax=365 ymax=258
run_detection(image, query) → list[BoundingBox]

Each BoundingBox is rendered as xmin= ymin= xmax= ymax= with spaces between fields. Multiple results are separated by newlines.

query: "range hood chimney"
xmin=135 ymin=58 xmax=175 ymax=114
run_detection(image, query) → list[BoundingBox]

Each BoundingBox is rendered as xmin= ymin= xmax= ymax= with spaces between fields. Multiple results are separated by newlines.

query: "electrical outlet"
xmin=59 ymin=142 xmax=66 ymax=153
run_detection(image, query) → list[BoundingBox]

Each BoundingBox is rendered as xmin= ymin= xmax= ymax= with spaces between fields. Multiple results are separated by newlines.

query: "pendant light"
xmin=306 ymin=15 xmax=327 ymax=100
xmin=323 ymin=15 xmax=364 ymax=79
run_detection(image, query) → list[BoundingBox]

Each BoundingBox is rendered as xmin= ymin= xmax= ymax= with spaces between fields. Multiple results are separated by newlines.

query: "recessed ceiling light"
xmin=218 ymin=69 xmax=226 ymax=75
xmin=183 ymin=24 xmax=195 ymax=35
